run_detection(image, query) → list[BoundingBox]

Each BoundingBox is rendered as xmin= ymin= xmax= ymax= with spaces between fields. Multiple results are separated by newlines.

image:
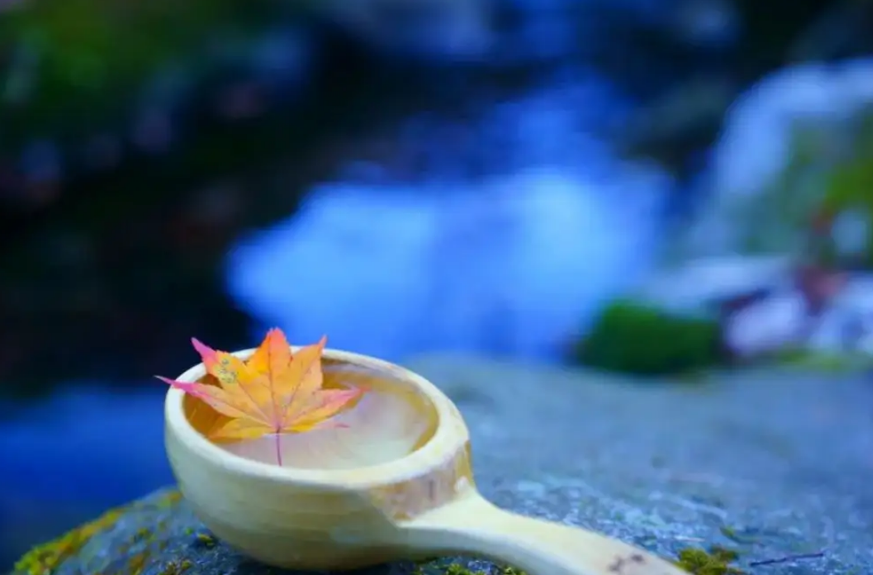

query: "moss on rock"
xmin=4 ymin=490 xmax=809 ymax=575
xmin=13 ymin=490 xmax=182 ymax=575
xmin=12 ymin=488 xmax=533 ymax=575
xmin=13 ymin=504 xmax=126 ymax=575
xmin=674 ymin=546 xmax=744 ymax=575
xmin=572 ymin=299 xmax=723 ymax=377
xmin=413 ymin=560 xmax=528 ymax=575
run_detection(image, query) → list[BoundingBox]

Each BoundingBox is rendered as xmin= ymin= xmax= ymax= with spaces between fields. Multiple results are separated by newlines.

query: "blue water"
xmin=0 ymin=385 xmax=171 ymax=565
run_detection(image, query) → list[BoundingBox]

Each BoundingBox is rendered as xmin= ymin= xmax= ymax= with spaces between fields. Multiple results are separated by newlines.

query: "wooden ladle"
xmin=164 ymin=347 xmax=687 ymax=575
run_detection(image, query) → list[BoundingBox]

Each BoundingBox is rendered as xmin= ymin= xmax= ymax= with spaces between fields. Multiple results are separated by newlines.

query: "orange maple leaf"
xmin=157 ymin=329 xmax=363 ymax=465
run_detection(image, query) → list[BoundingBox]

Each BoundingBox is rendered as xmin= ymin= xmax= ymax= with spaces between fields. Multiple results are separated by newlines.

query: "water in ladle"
xmin=183 ymin=359 xmax=439 ymax=469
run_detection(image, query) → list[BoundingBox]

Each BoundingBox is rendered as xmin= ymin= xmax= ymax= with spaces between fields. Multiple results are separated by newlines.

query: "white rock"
xmin=807 ymin=306 xmax=852 ymax=354
xmin=856 ymin=323 xmax=873 ymax=357
xmin=819 ymin=273 xmax=873 ymax=355
xmin=831 ymin=208 xmax=872 ymax=258
xmin=832 ymin=273 xmax=873 ymax=312
xmin=849 ymin=276 xmax=873 ymax=356
xmin=638 ymin=254 xmax=794 ymax=314
xmin=723 ymin=291 xmax=808 ymax=358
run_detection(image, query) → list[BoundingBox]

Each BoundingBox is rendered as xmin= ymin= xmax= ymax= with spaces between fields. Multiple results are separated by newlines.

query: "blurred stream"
xmin=226 ymin=79 xmax=672 ymax=360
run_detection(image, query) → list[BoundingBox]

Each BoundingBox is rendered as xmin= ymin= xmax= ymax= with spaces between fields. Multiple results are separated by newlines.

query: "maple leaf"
xmin=157 ymin=329 xmax=363 ymax=466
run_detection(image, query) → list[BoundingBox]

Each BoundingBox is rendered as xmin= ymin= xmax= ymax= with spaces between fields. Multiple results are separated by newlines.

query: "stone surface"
xmin=14 ymin=357 xmax=873 ymax=574
xmin=410 ymin=358 xmax=873 ymax=572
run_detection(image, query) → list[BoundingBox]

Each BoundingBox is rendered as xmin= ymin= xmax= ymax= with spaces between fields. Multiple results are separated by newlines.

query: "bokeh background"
xmin=2 ymin=0 xmax=873 ymax=567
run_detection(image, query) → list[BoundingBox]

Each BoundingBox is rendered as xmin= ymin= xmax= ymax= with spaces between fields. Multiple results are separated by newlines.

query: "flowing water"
xmin=225 ymin=76 xmax=674 ymax=362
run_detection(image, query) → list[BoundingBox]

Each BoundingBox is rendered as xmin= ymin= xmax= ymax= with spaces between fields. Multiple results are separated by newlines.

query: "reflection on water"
xmin=214 ymin=362 xmax=438 ymax=469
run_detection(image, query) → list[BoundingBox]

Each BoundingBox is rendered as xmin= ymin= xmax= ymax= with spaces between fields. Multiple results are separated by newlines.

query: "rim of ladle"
xmin=164 ymin=347 xmax=467 ymax=490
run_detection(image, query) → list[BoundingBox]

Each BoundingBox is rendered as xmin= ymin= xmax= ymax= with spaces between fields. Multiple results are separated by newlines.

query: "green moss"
xmin=675 ymin=546 xmax=745 ymax=575
xmin=13 ymin=504 xmax=127 ymax=575
xmin=125 ymin=551 xmax=150 ymax=575
xmin=774 ymin=347 xmax=873 ymax=373
xmin=412 ymin=561 xmax=528 ymax=575
xmin=444 ymin=566 xmax=483 ymax=575
xmin=412 ymin=562 xmax=481 ymax=575
xmin=194 ymin=532 xmax=216 ymax=548
xmin=157 ymin=490 xmax=183 ymax=507
xmin=13 ymin=489 xmax=182 ymax=575
xmin=158 ymin=559 xmax=194 ymax=575
xmin=741 ymin=106 xmax=873 ymax=268
xmin=819 ymin=109 xmax=873 ymax=268
xmin=131 ymin=527 xmax=152 ymax=544
xmin=718 ymin=526 xmax=757 ymax=545
xmin=573 ymin=299 xmax=723 ymax=376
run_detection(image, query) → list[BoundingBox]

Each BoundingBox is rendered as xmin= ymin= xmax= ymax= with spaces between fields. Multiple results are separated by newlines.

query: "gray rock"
xmin=14 ymin=358 xmax=873 ymax=575
xmin=635 ymin=254 xmax=794 ymax=316
xmin=410 ymin=357 xmax=873 ymax=574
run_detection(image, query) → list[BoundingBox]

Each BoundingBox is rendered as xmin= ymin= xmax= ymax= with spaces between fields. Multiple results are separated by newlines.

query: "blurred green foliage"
xmin=775 ymin=346 xmax=873 ymax=372
xmin=0 ymin=0 xmax=285 ymax=147
xmin=820 ymin=109 xmax=873 ymax=268
xmin=667 ymin=104 xmax=873 ymax=274
xmin=572 ymin=299 xmax=723 ymax=377
xmin=730 ymin=105 xmax=873 ymax=268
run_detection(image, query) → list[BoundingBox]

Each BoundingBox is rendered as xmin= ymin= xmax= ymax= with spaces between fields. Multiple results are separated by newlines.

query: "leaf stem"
xmin=275 ymin=433 xmax=283 ymax=467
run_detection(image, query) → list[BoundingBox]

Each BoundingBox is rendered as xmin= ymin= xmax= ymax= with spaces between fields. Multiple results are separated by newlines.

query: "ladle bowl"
xmin=165 ymin=348 xmax=688 ymax=575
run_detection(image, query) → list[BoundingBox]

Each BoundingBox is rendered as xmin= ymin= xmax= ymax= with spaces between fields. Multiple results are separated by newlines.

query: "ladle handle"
xmin=404 ymin=493 xmax=688 ymax=575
